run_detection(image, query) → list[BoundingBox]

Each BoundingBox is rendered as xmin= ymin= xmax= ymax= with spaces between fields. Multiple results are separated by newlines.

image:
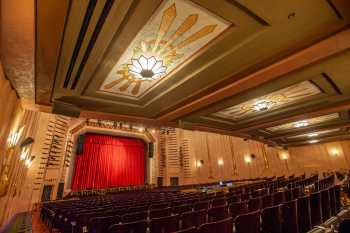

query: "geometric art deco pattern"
xmin=287 ymin=128 xmax=341 ymax=139
xmin=212 ymin=81 xmax=321 ymax=121
xmin=267 ymin=113 xmax=340 ymax=132
xmin=100 ymin=0 xmax=230 ymax=98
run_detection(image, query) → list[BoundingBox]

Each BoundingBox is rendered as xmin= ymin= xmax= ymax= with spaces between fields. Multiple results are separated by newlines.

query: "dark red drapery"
xmin=72 ymin=134 xmax=145 ymax=191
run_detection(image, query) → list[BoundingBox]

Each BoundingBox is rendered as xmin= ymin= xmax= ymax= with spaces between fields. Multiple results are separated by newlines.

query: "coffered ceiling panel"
xmin=100 ymin=0 xmax=231 ymax=99
xmin=212 ymin=81 xmax=321 ymax=121
xmin=30 ymin=0 xmax=350 ymax=147
xmin=266 ymin=113 xmax=340 ymax=132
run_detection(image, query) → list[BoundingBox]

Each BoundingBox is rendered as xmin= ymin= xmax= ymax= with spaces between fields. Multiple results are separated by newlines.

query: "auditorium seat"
xmin=180 ymin=210 xmax=207 ymax=229
xmin=172 ymin=226 xmax=198 ymax=233
xmin=128 ymin=205 xmax=148 ymax=213
xmin=297 ymin=195 xmax=312 ymax=233
xmin=150 ymin=215 xmax=180 ymax=233
xmin=262 ymin=195 xmax=273 ymax=208
xmin=248 ymin=197 xmax=262 ymax=211
xmin=89 ymin=215 xmax=121 ymax=233
xmin=282 ymin=199 xmax=299 ymax=233
xmin=292 ymin=187 xmax=302 ymax=199
xmin=173 ymin=204 xmax=193 ymax=215
xmin=208 ymin=205 xmax=229 ymax=222
xmin=310 ymin=192 xmax=323 ymax=226
xmin=150 ymin=203 xmax=169 ymax=210
xmin=320 ymin=189 xmax=331 ymax=221
xmin=228 ymin=201 xmax=248 ymax=220
xmin=235 ymin=210 xmax=260 ymax=233
xmin=194 ymin=201 xmax=209 ymax=211
xmin=334 ymin=185 xmax=341 ymax=214
xmin=198 ymin=217 xmax=233 ymax=233
xmin=108 ymin=220 xmax=148 ymax=233
xmin=261 ymin=205 xmax=283 ymax=233
xmin=211 ymin=197 xmax=227 ymax=207
xmin=150 ymin=207 xmax=172 ymax=218
xmin=329 ymin=186 xmax=336 ymax=216
xmin=122 ymin=211 xmax=148 ymax=223
xmin=273 ymin=191 xmax=285 ymax=205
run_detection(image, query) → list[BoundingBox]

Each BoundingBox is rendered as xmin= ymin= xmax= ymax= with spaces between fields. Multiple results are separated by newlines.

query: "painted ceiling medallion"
xmin=213 ymin=81 xmax=321 ymax=121
xmin=267 ymin=113 xmax=339 ymax=132
xmin=101 ymin=0 xmax=230 ymax=98
xmin=288 ymin=128 xmax=340 ymax=139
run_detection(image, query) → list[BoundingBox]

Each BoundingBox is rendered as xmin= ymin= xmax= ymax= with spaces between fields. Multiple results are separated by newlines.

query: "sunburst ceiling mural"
xmin=212 ymin=81 xmax=321 ymax=121
xmin=100 ymin=0 xmax=230 ymax=98
xmin=267 ymin=113 xmax=340 ymax=132
xmin=287 ymin=128 xmax=341 ymax=139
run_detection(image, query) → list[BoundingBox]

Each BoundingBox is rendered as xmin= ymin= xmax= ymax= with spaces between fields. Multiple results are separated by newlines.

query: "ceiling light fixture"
xmin=253 ymin=100 xmax=274 ymax=111
xmin=307 ymin=133 xmax=319 ymax=138
xmin=294 ymin=120 xmax=309 ymax=128
xmin=128 ymin=55 xmax=167 ymax=81
xmin=309 ymin=139 xmax=319 ymax=144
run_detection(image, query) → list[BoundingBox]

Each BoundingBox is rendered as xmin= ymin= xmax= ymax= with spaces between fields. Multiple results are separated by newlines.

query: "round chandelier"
xmin=128 ymin=55 xmax=167 ymax=81
xmin=294 ymin=120 xmax=309 ymax=128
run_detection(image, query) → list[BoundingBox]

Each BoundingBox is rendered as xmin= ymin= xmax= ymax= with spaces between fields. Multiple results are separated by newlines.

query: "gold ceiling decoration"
xmin=100 ymin=0 xmax=230 ymax=98
xmin=212 ymin=81 xmax=321 ymax=121
xmin=267 ymin=113 xmax=340 ymax=132
xmin=287 ymin=128 xmax=341 ymax=139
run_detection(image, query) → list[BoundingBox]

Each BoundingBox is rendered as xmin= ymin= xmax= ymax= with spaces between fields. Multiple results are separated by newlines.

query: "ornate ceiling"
xmin=2 ymin=0 xmax=350 ymax=147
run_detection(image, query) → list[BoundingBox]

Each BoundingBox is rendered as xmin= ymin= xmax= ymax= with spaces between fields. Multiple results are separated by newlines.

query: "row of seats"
xmin=41 ymin=174 xmax=341 ymax=233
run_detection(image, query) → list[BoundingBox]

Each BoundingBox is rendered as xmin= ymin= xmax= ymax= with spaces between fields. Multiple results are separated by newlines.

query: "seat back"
xmin=309 ymin=192 xmax=323 ymax=227
xmin=261 ymin=205 xmax=283 ymax=233
xmin=235 ymin=210 xmax=260 ymax=233
xmin=229 ymin=201 xmax=248 ymax=220
xmin=181 ymin=210 xmax=207 ymax=229
xmin=173 ymin=204 xmax=193 ymax=215
xmin=172 ymin=226 xmax=198 ymax=233
xmin=211 ymin=198 xmax=227 ymax=207
xmin=262 ymin=195 xmax=273 ymax=208
xmin=89 ymin=215 xmax=121 ymax=233
xmin=198 ymin=217 xmax=233 ymax=233
xmin=273 ymin=192 xmax=285 ymax=205
xmin=150 ymin=207 xmax=172 ymax=219
xmin=297 ymin=195 xmax=312 ymax=233
xmin=208 ymin=205 xmax=228 ymax=222
xmin=282 ymin=200 xmax=299 ymax=233
xmin=150 ymin=215 xmax=180 ymax=233
xmin=339 ymin=219 xmax=350 ymax=233
xmin=108 ymin=220 xmax=148 ymax=233
xmin=122 ymin=211 xmax=148 ymax=223
xmin=194 ymin=201 xmax=209 ymax=211
xmin=320 ymin=189 xmax=331 ymax=221
xmin=248 ymin=197 xmax=262 ymax=212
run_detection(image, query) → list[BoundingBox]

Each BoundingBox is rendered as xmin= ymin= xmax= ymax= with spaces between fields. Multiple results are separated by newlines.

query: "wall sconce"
xmin=7 ymin=126 xmax=25 ymax=148
xmin=138 ymin=127 xmax=145 ymax=132
xmin=279 ymin=150 xmax=289 ymax=160
xmin=218 ymin=159 xmax=224 ymax=166
xmin=244 ymin=155 xmax=252 ymax=164
xmin=330 ymin=148 xmax=339 ymax=157
xmin=196 ymin=160 xmax=204 ymax=168
xmin=20 ymin=147 xmax=30 ymax=161
xmin=25 ymin=156 xmax=35 ymax=168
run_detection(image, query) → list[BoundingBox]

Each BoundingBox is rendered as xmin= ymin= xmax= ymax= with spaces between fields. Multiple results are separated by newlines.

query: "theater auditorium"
xmin=1 ymin=0 xmax=350 ymax=232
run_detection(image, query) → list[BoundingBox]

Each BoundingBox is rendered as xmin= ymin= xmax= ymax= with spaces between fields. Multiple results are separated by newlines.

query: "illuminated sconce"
xmin=196 ymin=160 xmax=204 ymax=168
xmin=25 ymin=156 xmax=35 ymax=168
xmin=20 ymin=147 xmax=30 ymax=161
xmin=7 ymin=126 xmax=25 ymax=148
xmin=244 ymin=155 xmax=252 ymax=164
xmin=218 ymin=159 xmax=224 ymax=166
xmin=150 ymin=129 xmax=156 ymax=134
xmin=279 ymin=150 xmax=289 ymax=160
xmin=330 ymin=148 xmax=339 ymax=157
xmin=138 ymin=127 xmax=145 ymax=132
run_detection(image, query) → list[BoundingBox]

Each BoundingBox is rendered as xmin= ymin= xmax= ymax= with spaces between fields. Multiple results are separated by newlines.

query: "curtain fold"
xmin=72 ymin=134 xmax=145 ymax=191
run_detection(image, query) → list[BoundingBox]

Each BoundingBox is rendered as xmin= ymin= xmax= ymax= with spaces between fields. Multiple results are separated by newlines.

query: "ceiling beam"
xmin=233 ymin=100 xmax=350 ymax=133
xmin=266 ymin=121 xmax=350 ymax=140
xmin=156 ymin=28 xmax=350 ymax=123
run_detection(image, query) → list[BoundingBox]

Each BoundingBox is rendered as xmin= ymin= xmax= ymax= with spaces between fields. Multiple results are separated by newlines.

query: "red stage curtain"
xmin=72 ymin=134 xmax=145 ymax=191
